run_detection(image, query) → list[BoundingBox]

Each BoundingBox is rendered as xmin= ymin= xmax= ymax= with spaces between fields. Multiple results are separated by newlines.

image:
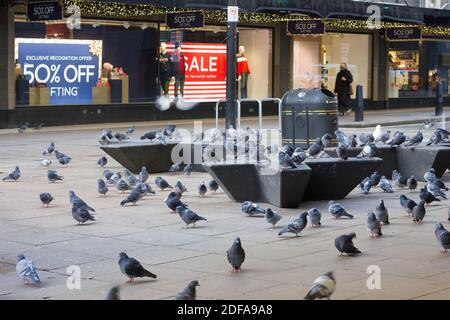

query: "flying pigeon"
xmin=278 ymin=212 xmax=308 ymax=237
xmin=16 ymin=254 xmax=41 ymax=286
xmin=227 ymin=237 xmax=246 ymax=272
xmin=97 ymin=156 xmax=107 ymax=167
xmin=304 ymin=271 xmax=336 ymax=300
xmin=328 ymin=201 xmax=353 ymax=219
xmin=374 ymin=199 xmax=389 ymax=225
xmin=208 ymin=180 xmax=219 ymax=193
xmin=155 ymin=176 xmax=172 ymax=190
xmin=334 ymin=233 xmax=361 ymax=256
xmin=97 ymin=179 xmax=108 ymax=196
xmin=366 ymin=212 xmax=382 ymax=238
xmin=399 ymin=194 xmax=417 ymax=216
xmin=307 ymin=208 xmax=322 ymax=228
xmin=241 ymin=201 xmax=266 ymax=216
xmin=71 ymin=205 xmax=96 ymax=224
xmin=412 ymin=200 xmax=426 ymax=223
xmin=435 ymin=223 xmax=450 ymax=253
xmin=47 ymin=170 xmax=63 ymax=182
xmin=198 ymin=182 xmax=207 ymax=197
xmin=2 ymin=165 xmax=21 ymax=181
xmin=39 ymin=192 xmax=54 ymax=207
xmin=407 ymin=176 xmax=418 ymax=192
xmin=176 ymin=206 xmax=207 ymax=228
xmin=118 ymin=252 xmax=156 ymax=283
xmin=42 ymin=142 xmax=55 ymax=155
xmin=175 ymin=280 xmax=199 ymax=300
xmin=265 ymin=208 xmax=282 ymax=227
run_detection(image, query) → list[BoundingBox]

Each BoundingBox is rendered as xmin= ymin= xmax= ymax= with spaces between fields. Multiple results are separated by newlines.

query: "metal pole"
xmin=436 ymin=81 xmax=443 ymax=117
xmin=225 ymin=0 xmax=238 ymax=130
xmin=355 ymin=85 xmax=364 ymax=122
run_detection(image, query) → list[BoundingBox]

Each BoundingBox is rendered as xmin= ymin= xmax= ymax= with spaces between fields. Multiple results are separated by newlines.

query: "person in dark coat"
xmin=334 ymin=62 xmax=353 ymax=116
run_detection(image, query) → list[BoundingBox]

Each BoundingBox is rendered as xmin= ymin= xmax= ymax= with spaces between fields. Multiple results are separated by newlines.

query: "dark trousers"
xmin=160 ymin=73 xmax=170 ymax=96
xmin=174 ymin=74 xmax=185 ymax=98
xmin=240 ymin=72 xmax=249 ymax=99
xmin=337 ymin=93 xmax=351 ymax=113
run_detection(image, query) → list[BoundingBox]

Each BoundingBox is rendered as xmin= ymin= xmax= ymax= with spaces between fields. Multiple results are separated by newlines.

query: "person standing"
xmin=237 ymin=46 xmax=250 ymax=99
xmin=334 ymin=62 xmax=353 ymax=116
xmin=170 ymin=42 xmax=187 ymax=99
xmin=158 ymin=42 xmax=171 ymax=97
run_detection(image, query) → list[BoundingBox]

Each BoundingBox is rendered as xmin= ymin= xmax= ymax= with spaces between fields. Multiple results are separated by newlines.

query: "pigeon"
xmin=106 ymin=286 xmax=120 ymax=300
xmin=208 ymin=180 xmax=219 ymax=193
xmin=165 ymin=190 xmax=187 ymax=212
xmin=388 ymin=132 xmax=406 ymax=146
xmin=412 ymin=201 xmax=426 ymax=223
xmin=405 ymin=131 xmax=423 ymax=147
xmin=198 ymin=182 xmax=207 ymax=197
xmin=336 ymin=145 xmax=348 ymax=160
xmin=41 ymin=159 xmax=52 ymax=167
xmin=118 ymin=252 xmax=156 ymax=283
xmin=321 ymin=133 xmax=333 ymax=148
xmin=427 ymin=130 xmax=443 ymax=146
xmin=307 ymin=208 xmax=322 ymax=228
xmin=265 ymin=208 xmax=282 ymax=227
xmin=135 ymin=182 xmax=155 ymax=197
xmin=126 ymin=126 xmax=135 ymax=135
xmin=103 ymin=169 xmax=114 ymax=181
xmin=47 ymin=170 xmax=63 ymax=182
xmin=437 ymin=128 xmax=450 ymax=139
xmin=139 ymin=166 xmax=149 ymax=183
xmin=304 ymin=271 xmax=336 ymax=300
xmin=278 ymin=212 xmax=308 ymax=237
xmin=328 ymin=201 xmax=353 ymax=219
xmin=370 ymin=171 xmax=382 ymax=187
xmin=392 ymin=170 xmax=407 ymax=188
xmin=278 ymin=151 xmax=297 ymax=168
xmin=174 ymin=181 xmax=188 ymax=194
xmin=373 ymin=125 xmax=382 ymax=143
xmin=374 ymin=199 xmax=389 ymax=225
xmin=97 ymin=179 xmax=108 ymax=196
xmin=407 ymin=176 xmax=418 ymax=192
xmin=155 ymin=176 xmax=172 ymax=190
xmin=435 ymin=223 xmax=450 ymax=253
xmin=140 ymin=130 xmax=157 ymax=140
xmin=291 ymin=148 xmax=307 ymax=165
xmin=97 ymin=156 xmax=107 ymax=167
xmin=69 ymin=190 xmax=95 ymax=212
xmin=39 ymin=192 xmax=54 ymax=207
xmin=361 ymin=178 xmax=373 ymax=195
xmin=280 ymin=145 xmax=294 ymax=157
xmin=2 ymin=165 xmax=21 ymax=181
xmin=422 ymin=119 xmax=434 ymax=129
xmin=426 ymin=183 xmax=447 ymax=199
xmin=359 ymin=133 xmax=374 ymax=147
xmin=114 ymin=132 xmax=129 ymax=141
xmin=169 ymin=163 xmax=181 ymax=173
xmin=306 ymin=138 xmax=324 ymax=158
xmin=348 ymin=134 xmax=358 ymax=148
xmin=176 ymin=206 xmax=207 ymax=228
xmin=16 ymin=254 xmax=41 ymax=286
xmin=366 ymin=212 xmax=382 ymax=238
xmin=42 ymin=142 xmax=55 ymax=155
xmin=241 ymin=201 xmax=266 ymax=216
xmin=127 ymin=174 xmax=139 ymax=187
xmin=175 ymin=280 xmax=199 ymax=300
xmin=115 ymin=178 xmax=132 ymax=193
xmin=424 ymin=168 xmax=439 ymax=183
xmin=335 ymin=130 xmax=348 ymax=147
xmin=227 ymin=237 xmax=246 ymax=272
xmin=420 ymin=187 xmax=441 ymax=205
xmin=334 ymin=233 xmax=361 ymax=256
xmin=18 ymin=122 xmax=29 ymax=133
xmin=120 ymin=188 xmax=141 ymax=206
xmin=378 ymin=176 xmax=393 ymax=193
xmin=58 ymin=155 xmax=72 ymax=166
xmin=356 ymin=143 xmax=377 ymax=158
xmin=109 ymin=172 xmax=121 ymax=184
xmin=183 ymin=164 xmax=192 ymax=176
xmin=380 ymin=130 xmax=391 ymax=144
xmin=71 ymin=205 xmax=96 ymax=224
xmin=399 ymin=195 xmax=417 ymax=215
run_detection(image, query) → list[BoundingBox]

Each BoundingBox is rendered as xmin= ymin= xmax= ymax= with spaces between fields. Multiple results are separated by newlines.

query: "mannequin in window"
xmin=237 ymin=45 xmax=250 ymax=99
xmin=158 ymin=42 xmax=171 ymax=97
xmin=170 ymin=42 xmax=187 ymax=99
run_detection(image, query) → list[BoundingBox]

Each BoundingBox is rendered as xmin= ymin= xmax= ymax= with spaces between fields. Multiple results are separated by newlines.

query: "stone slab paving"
xmin=0 ymin=120 xmax=450 ymax=300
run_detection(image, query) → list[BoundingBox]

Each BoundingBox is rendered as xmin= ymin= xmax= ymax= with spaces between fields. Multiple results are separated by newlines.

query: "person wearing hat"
xmin=170 ymin=42 xmax=187 ymax=99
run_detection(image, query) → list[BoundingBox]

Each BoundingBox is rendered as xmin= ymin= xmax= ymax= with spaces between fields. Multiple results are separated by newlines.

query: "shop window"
xmin=388 ymin=49 xmax=420 ymax=98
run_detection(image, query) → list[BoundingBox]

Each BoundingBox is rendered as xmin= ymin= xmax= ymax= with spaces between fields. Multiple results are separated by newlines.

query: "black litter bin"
xmin=281 ymin=88 xmax=338 ymax=149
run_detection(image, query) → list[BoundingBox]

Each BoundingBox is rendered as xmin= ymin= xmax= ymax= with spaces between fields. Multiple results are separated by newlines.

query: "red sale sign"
xmin=167 ymin=42 xmax=226 ymax=101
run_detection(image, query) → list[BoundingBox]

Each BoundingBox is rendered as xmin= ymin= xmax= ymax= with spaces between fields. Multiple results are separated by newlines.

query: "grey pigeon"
xmin=241 ymin=201 xmax=266 ymax=216
xmin=120 ymin=188 xmax=141 ymax=206
xmin=54 ymin=150 xmax=69 ymax=160
xmin=126 ymin=126 xmax=135 ymax=135
xmin=71 ymin=205 xmax=96 ymax=224
xmin=359 ymin=133 xmax=374 ymax=147
xmin=109 ymin=172 xmax=122 ymax=185
xmin=139 ymin=166 xmax=149 ymax=183
xmin=335 ymin=130 xmax=348 ymax=147
xmin=135 ymin=182 xmax=155 ymax=197
xmin=348 ymin=134 xmax=358 ymax=148
xmin=42 ymin=142 xmax=55 ymax=155
xmin=374 ymin=199 xmax=389 ymax=224
xmin=114 ymin=132 xmax=129 ymax=141
xmin=334 ymin=233 xmax=361 ymax=256
xmin=405 ymin=131 xmax=423 ymax=147
xmin=321 ymin=133 xmax=333 ymax=148
xmin=291 ymin=148 xmax=307 ymax=165
xmin=58 ymin=155 xmax=72 ymax=166
xmin=103 ymin=169 xmax=114 ymax=181
xmin=388 ymin=132 xmax=406 ymax=146
xmin=278 ymin=212 xmax=308 ymax=237
xmin=328 ymin=201 xmax=353 ymax=219
xmin=399 ymin=195 xmax=417 ymax=215
xmin=304 ymin=271 xmax=336 ymax=300
xmin=437 ymin=128 xmax=450 ymax=139
xmin=435 ymin=223 xmax=450 ymax=253
xmin=18 ymin=122 xmax=29 ymax=133
xmin=426 ymin=183 xmax=447 ymax=199
xmin=39 ymin=192 xmax=54 ymax=207
xmin=265 ymin=208 xmax=282 ymax=227
xmin=115 ymin=178 xmax=132 ymax=193
xmin=366 ymin=212 xmax=382 ymax=238
xmin=361 ymin=179 xmax=373 ymax=195
xmin=279 ymin=151 xmax=297 ymax=168
xmin=47 ymin=170 xmax=63 ymax=182
xmin=412 ymin=201 xmax=426 ymax=223
xmin=420 ymin=187 xmax=440 ymax=205
xmin=127 ymin=174 xmax=139 ymax=187
xmin=69 ymin=190 xmax=95 ymax=212
xmin=306 ymin=138 xmax=323 ymax=158
xmin=356 ymin=143 xmax=377 ymax=158
xmin=118 ymin=252 xmax=156 ymax=283
xmin=140 ymin=130 xmax=157 ymax=140
xmin=165 ymin=190 xmax=187 ymax=212
xmin=183 ymin=164 xmax=192 ymax=176
xmin=198 ymin=182 xmax=207 ymax=197
xmin=380 ymin=130 xmax=391 ymax=144
xmin=97 ymin=156 xmax=107 ymax=167
xmin=97 ymin=179 xmax=108 ymax=196
xmin=336 ymin=145 xmax=348 ymax=160
xmin=169 ymin=163 xmax=181 ymax=173
xmin=307 ymin=208 xmax=322 ymax=228
xmin=378 ymin=176 xmax=393 ymax=193
xmin=208 ymin=180 xmax=219 ymax=193
xmin=155 ymin=176 xmax=172 ymax=190
xmin=392 ymin=170 xmax=407 ymax=188
xmin=370 ymin=171 xmax=382 ymax=186
xmin=427 ymin=130 xmax=443 ymax=146
xmin=176 ymin=206 xmax=207 ymax=228
xmin=3 ymin=165 xmax=21 ymax=181
xmin=16 ymin=254 xmax=41 ymax=286
xmin=227 ymin=237 xmax=246 ymax=272
xmin=106 ymin=286 xmax=120 ymax=300
xmin=174 ymin=181 xmax=188 ymax=194
xmin=407 ymin=176 xmax=418 ymax=192
xmin=175 ymin=280 xmax=199 ymax=300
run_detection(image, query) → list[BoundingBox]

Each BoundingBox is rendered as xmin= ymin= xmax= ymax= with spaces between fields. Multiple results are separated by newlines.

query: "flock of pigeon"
xmin=5 ymin=121 xmax=450 ymax=300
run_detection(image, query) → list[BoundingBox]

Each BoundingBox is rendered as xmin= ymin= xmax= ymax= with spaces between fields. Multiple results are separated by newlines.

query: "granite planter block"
xmin=397 ymin=146 xmax=450 ymax=181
